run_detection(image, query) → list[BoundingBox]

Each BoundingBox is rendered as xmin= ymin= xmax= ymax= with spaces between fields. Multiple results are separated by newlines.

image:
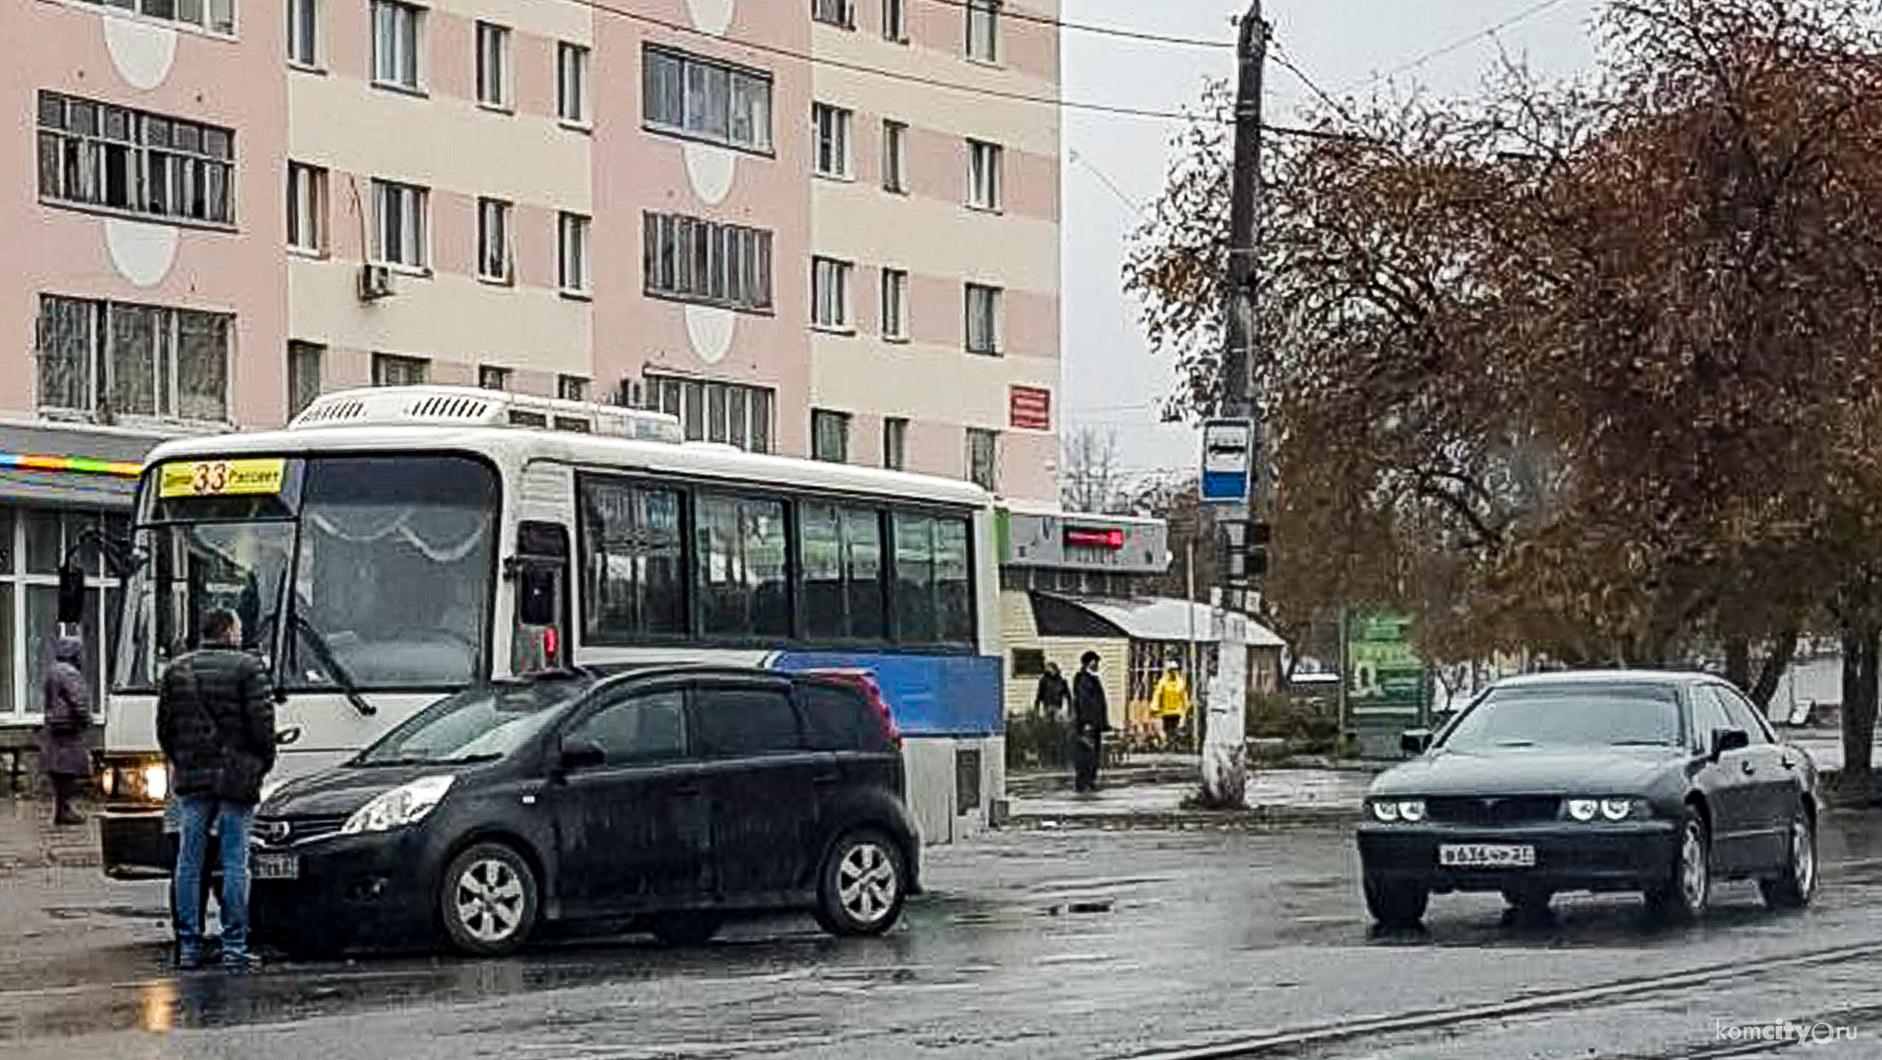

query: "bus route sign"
xmin=1200 ymin=419 xmax=1253 ymax=505
xmin=159 ymin=458 xmax=289 ymax=499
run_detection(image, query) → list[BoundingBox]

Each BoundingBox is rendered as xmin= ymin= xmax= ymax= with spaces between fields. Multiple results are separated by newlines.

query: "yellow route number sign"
xmin=158 ymin=458 xmax=288 ymax=499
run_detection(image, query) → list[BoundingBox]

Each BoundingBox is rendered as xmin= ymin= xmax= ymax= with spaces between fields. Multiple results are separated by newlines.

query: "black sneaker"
xmin=220 ymin=952 xmax=262 ymax=974
xmin=174 ymin=950 xmax=206 ymax=972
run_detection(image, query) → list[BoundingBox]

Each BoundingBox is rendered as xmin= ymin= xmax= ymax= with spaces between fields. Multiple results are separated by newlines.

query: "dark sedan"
xmin=249 ymin=665 xmax=920 ymax=956
xmin=1357 ymin=671 xmax=1818 ymax=926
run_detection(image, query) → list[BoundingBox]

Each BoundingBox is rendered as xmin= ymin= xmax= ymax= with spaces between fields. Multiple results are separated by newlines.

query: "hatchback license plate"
xmin=1439 ymin=843 xmax=1535 ymax=868
xmin=253 ymin=853 xmax=300 ymax=880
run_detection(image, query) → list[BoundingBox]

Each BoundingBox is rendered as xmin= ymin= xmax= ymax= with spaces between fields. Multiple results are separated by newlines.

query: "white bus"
xmin=97 ymin=386 xmax=1004 ymax=877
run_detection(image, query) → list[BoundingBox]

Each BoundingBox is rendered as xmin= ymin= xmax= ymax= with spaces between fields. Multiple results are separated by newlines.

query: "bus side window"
xmin=512 ymin=522 xmax=570 ymax=672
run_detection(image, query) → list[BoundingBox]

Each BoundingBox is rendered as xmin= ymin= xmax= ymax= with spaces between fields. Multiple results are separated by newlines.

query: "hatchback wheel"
xmin=815 ymin=830 xmax=906 ymax=937
xmin=439 ymin=842 xmax=540 ymax=956
xmin=1647 ymin=807 xmax=1710 ymax=922
xmin=1760 ymin=808 xmax=1817 ymax=910
xmin=1363 ymin=873 xmax=1429 ymax=927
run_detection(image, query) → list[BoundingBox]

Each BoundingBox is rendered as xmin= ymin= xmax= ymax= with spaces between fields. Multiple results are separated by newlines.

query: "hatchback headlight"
xmin=342 ymin=775 xmax=455 ymax=834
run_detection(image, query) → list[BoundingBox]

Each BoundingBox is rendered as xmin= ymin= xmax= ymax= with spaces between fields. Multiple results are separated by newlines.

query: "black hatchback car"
xmin=1357 ymin=671 xmax=1818 ymax=927
xmin=250 ymin=666 xmax=920 ymax=956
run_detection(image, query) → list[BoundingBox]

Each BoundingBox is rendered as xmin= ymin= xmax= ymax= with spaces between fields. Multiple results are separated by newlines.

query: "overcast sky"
xmin=1058 ymin=0 xmax=1604 ymax=491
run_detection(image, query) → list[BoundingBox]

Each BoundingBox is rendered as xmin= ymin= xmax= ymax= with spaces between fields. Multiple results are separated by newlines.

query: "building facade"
xmin=1 ymin=0 xmax=1062 ymax=724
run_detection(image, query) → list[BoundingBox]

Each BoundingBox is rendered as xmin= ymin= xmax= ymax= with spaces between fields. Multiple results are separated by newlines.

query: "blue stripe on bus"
xmin=769 ymin=652 xmax=1004 ymax=738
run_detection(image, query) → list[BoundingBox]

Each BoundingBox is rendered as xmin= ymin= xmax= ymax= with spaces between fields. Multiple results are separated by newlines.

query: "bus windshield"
xmin=116 ymin=454 xmax=499 ymax=693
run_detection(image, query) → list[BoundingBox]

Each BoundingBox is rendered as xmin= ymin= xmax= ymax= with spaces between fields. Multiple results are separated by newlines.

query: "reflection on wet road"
xmin=3 ymin=815 xmax=1882 ymax=1059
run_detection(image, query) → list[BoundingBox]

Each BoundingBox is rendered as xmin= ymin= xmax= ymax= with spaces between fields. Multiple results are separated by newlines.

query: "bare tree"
xmin=1061 ymin=427 xmax=1123 ymax=513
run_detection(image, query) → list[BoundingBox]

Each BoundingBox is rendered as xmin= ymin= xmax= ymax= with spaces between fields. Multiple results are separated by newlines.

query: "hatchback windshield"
xmin=355 ymin=680 xmax=591 ymax=766
xmin=1440 ymin=683 xmax=1684 ymax=751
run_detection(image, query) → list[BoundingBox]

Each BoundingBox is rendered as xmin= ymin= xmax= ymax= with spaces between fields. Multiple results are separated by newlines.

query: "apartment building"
xmin=0 ymin=0 xmax=1061 ymax=722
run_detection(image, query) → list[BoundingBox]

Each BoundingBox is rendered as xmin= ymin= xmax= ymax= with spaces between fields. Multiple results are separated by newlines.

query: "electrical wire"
xmin=1335 ymin=0 xmax=1575 ymax=94
xmin=910 ymin=0 xmax=1235 ymax=50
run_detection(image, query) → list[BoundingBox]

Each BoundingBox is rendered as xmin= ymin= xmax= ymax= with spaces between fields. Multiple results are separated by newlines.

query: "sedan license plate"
xmin=1439 ymin=843 xmax=1536 ymax=869
xmin=252 ymin=853 xmax=300 ymax=881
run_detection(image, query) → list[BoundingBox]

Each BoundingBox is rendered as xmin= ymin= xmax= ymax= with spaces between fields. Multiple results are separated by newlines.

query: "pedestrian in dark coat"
xmin=40 ymin=636 xmax=92 ymax=826
xmin=157 ymin=609 xmax=275 ymax=971
xmin=1033 ymin=662 xmax=1071 ymax=715
xmin=1070 ymin=651 xmax=1110 ymax=792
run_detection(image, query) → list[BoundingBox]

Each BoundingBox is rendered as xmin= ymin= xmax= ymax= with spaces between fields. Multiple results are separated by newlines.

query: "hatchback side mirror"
xmin=1710 ymin=728 xmax=1750 ymax=760
xmin=1400 ymin=728 xmax=1434 ymax=755
xmin=558 ymin=740 xmax=606 ymax=772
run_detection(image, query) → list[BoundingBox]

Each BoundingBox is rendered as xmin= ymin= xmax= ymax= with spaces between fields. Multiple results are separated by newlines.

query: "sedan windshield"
xmin=1440 ymin=683 xmax=1683 ymax=751
xmin=355 ymin=680 xmax=591 ymax=766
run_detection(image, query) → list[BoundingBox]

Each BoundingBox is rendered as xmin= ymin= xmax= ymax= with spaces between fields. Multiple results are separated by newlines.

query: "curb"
xmin=1006 ymin=805 xmax=1358 ymax=831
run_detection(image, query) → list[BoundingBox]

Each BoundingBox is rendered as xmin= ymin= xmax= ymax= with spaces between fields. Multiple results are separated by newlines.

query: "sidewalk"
xmin=0 ymin=797 xmax=103 ymax=875
xmin=1007 ymin=767 xmax=1373 ymax=829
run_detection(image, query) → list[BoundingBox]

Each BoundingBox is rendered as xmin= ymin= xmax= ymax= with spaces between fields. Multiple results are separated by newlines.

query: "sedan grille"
xmin=1425 ymin=796 xmax=1560 ymax=826
xmin=253 ymin=813 xmax=350 ymax=848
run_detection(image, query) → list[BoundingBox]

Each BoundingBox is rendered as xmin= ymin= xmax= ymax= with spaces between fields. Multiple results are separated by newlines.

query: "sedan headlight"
xmin=1567 ymin=798 xmax=1599 ymax=822
xmin=341 ymin=775 xmax=455 ymax=835
xmin=1565 ymin=797 xmax=1646 ymax=822
xmin=1367 ymin=799 xmax=1426 ymax=823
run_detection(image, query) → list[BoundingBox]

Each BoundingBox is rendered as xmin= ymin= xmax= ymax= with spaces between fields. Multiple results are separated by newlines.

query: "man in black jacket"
xmin=157 ymin=609 xmax=275 ymax=972
xmin=1071 ymin=652 xmax=1109 ymax=792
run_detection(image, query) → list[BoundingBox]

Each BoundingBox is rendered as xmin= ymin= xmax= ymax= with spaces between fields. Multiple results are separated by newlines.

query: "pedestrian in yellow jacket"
xmin=1153 ymin=662 xmax=1189 ymax=745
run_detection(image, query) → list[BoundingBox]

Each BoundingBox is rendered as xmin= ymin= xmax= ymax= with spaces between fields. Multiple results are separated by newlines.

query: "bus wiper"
xmin=289 ymin=612 xmax=377 ymax=717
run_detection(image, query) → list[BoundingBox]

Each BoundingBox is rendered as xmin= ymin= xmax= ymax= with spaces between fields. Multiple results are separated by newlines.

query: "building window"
xmin=558 ymin=375 xmax=590 ymax=402
xmin=883 ymin=417 xmax=908 ymax=471
xmin=287 ymin=0 xmax=320 ymax=67
xmin=648 ymin=375 xmax=775 ymax=452
xmin=75 ymin=0 xmax=232 ymax=34
xmin=371 ymin=179 xmax=427 ymax=270
xmin=812 ymin=0 xmax=853 ymax=28
xmin=0 ymin=508 xmax=129 ymax=720
xmin=967 ymin=427 xmax=999 ymax=491
xmin=643 ymin=213 xmax=773 ymax=313
xmin=882 ymin=0 xmax=907 ymax=41
xmin=477 ymin=198 xmax=511 ymax=282
xmin=37 ymin=93 xmax=235 ymax=226
xmin=558 ymin=43 xmax=591 ymax=126
xmin=559 ymin=213 xmax=591 ymax=295
xmin=968 ymin=139 xmax=1003 ymax=210
xmin=288 ymin=341 xmax=323 ymax=417
xmin=882 ymin=120 xmax=909 ymax=194
xmin=812 ymin=257 xmax=852 ymax=331
xmin=478 ymin=365 xmax=511 ymax=390
xmin=372 ymin=353 xmax=428 ymax=387
xmin=286 ymin=162 xmax=326 ymax=253
xmin=813 ymin=409 xmax=852 ymax=463
xmin=37 ymin=295 xmax=231 ymax=422
xmin=372 ymin=0 xmax=423 ymax=90
xmin=813 ymin=103 xmax=851 ymax=178
xmin=643 ymin=47 xmax=774 ymax=154
xmin=880 ymin=268 xmax=908 ymax=340
xmin=966 ymin=283 xmax=1003 ymax=354
xmin=476 ymin=22 xmax=511 ymax=108
xmin=966 ymin=0 xmax=1000 ymax=62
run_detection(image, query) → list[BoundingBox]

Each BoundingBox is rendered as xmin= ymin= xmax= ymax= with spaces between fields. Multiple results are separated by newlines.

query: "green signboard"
xmin=1347 ymin=611 xmax=1425 ymax=715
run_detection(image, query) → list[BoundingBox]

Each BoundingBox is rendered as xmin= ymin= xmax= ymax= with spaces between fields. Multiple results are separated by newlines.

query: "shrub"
xmin=1006 ymin=712 xmax=1074 ymax=770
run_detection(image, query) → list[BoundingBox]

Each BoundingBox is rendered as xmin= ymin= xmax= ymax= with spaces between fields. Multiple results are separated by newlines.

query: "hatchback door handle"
xmin=813 ymin=773 xmax=840 ymax=786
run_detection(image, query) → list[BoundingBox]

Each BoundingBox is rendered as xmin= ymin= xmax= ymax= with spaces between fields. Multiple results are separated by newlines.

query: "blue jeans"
xmin=174 ymin=794 xmax=254 ymax=959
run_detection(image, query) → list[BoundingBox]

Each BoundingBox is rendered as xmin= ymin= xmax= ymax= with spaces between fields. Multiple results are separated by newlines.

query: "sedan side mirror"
xmin=1400 ymin=729 xmax=1434 ymax=755
xmin=1710 ymin=728 xmax=1750 ymax=760
xmin=558 ymin=740 xmax=606 ymax=773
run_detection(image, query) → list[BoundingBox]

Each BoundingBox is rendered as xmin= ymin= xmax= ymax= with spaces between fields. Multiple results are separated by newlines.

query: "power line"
xmin=911 ymin=0 xmax=1235 ymax=50
xmin=1067 ymin=149 xmax=1144 ymax=215
xmin=1270 ymin=42 xmax=1363 ymax=129
xmin=1336 ymin=0 xmax=1574 ymax=94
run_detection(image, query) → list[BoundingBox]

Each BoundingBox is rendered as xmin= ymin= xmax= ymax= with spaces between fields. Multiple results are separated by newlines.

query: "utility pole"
xmin=1198 ymin=0 xmax=1268 ymax=809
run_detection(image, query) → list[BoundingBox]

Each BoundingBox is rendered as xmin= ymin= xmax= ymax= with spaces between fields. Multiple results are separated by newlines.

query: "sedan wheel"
xmin=440 ymin=842 xmax=540 ymax=956
xmin=1647 ymin=808 xmax=1709 ymax=922
xmin=1760 ymin=810 xmax=1817 ymax=910
xmin=815 ymin=831 xmax=906 ymax=937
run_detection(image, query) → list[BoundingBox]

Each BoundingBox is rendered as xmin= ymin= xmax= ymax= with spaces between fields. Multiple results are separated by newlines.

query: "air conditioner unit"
xmin=357 ymin=264 xmax=395 ymax=301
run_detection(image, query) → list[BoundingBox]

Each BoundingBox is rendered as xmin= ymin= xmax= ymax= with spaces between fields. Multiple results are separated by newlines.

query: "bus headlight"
xmin=143 ymin=764 xmax=169 ymax=801
xmin=99 ymin=756 xmax=170 ymax=805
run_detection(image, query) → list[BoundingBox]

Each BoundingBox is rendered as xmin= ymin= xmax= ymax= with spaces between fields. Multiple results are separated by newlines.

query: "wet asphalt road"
xmin=5 ymin=814 xmax=1882 ymax=1060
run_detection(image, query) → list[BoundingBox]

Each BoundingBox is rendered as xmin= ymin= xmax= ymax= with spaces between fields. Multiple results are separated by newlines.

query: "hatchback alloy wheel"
xmin=440 ymin=842 xmax=540 ymax=956
xmin=815 ymin=830 xmax=907 ymax=937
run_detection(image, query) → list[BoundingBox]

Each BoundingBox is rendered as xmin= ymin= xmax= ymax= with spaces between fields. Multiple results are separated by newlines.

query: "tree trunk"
xmin=1724 ymin=636 xmax=1752 ymax=692
xmin=1747 ymin=628 xmax=1798 ymax=712
xmin=1840 ymin=626 xmax=1879 ymax=778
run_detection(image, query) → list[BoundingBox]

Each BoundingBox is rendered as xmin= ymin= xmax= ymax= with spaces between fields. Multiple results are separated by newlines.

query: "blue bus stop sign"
xmin=1200 ymin=419 xmax=1252 ymax=504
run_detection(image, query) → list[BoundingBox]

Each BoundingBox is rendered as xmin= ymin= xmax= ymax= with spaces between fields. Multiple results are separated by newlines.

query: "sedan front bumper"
xmin=1358 ymin=819 xmax=1679 ymax=894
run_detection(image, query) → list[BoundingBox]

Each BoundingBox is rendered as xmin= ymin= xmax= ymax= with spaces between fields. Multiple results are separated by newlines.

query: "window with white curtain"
xmin=812 ymin=257 xmax=852 ymax=331
xmin=372 ymin=0 xmax=423 ymax=90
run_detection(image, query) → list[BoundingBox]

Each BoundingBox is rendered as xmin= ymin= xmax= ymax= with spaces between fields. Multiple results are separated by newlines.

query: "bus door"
xmin=510 ymin=521 xmax=571 ymax=674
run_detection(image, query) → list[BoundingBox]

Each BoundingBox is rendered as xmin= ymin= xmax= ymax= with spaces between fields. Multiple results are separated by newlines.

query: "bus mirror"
xmin=57 ymin=565 xmax=85 ymax=624
xmin=519 ymin=567 xmax=557 ymax=627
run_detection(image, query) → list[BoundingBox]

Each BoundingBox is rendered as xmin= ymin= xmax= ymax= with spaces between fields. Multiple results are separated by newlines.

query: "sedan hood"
xmin=262 ymin=762 xmax=456 ymax=818
xmin=1370 ymin=745 xmax=1685 ymax=798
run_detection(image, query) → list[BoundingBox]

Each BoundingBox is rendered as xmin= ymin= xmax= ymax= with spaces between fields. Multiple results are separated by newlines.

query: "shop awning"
xmin=1031 ymin=592 xmax=1286 ymax=648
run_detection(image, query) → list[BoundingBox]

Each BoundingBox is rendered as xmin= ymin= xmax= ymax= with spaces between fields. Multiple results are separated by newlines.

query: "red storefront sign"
xmin=1009 ymin=386 xmax=1052 ymax=430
